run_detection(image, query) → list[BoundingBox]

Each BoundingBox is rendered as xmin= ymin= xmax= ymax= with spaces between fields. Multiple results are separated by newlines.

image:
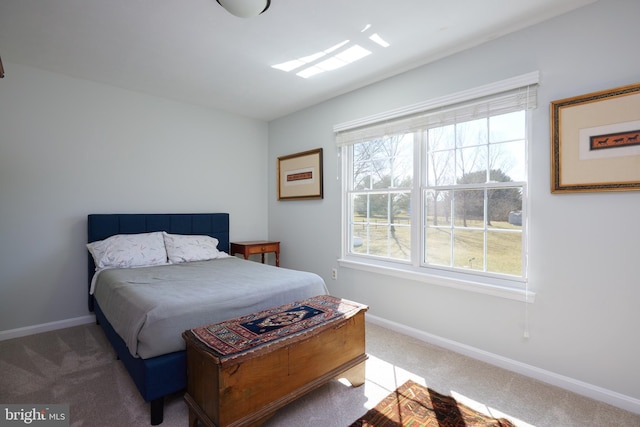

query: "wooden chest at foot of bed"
xmin=182 ymin=295 xmax=368 ymax=427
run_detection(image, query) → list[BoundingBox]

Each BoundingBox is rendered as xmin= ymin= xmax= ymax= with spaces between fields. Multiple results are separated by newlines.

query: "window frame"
xmin=421 ymin=112 xmax=528 ymax=278
xmin=336 ymin=73 xmax=538 ymax=302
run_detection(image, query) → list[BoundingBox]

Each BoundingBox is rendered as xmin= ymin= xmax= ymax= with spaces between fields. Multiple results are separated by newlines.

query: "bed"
xmin=87 ymin=213 xmax=328 ymax=425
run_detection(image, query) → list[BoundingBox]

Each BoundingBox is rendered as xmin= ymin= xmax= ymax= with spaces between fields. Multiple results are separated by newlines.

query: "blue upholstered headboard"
xmin=87 ymin=213 xmax=230 ymax=311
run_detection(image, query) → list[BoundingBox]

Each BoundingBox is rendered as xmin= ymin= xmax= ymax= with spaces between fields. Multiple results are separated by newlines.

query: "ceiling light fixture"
xmin=216 ymin=0 xmax=271 ymax=18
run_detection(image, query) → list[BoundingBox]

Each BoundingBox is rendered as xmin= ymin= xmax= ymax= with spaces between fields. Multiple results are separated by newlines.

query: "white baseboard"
xmin=0 ymin=315 xmax=96 ymax=341
xmin=366 ymin=314 xmax=640 ymax=415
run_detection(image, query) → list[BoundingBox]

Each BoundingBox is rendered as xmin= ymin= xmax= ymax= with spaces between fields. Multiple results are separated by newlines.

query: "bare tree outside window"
xmin=424 ymin=111 xmax=525 ymax=276
xmin=350 ymin=134 xmax=413 ymax=260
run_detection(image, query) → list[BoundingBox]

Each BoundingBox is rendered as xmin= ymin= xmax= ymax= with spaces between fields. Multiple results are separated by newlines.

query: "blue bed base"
xmin=87 ymin=213 xmax=230 ymax=425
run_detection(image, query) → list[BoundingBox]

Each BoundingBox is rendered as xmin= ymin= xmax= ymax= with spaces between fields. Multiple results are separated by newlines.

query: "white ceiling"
xmin=0 ymin=0 xmax=596 ymax=121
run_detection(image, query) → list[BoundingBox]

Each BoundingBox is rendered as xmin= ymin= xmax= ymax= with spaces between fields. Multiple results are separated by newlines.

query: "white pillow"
xmin=87 ymin=232 xmax=168 ymax=269
xmin=163 ymin=232 xmax=222 ymax=264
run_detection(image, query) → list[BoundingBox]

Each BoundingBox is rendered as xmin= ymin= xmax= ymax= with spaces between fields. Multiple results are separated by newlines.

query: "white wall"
xmin=268 ymin=0 xmax=640 ymax=408
xmin=0 ymin=63 xmax=269 ymax=333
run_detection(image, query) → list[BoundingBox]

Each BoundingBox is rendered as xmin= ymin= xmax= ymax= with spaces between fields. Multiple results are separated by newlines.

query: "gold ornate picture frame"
xmin=277 ymin=148 xmax=323 ymax=200
xmin=550 ymin=82 xmax=640 ymax=193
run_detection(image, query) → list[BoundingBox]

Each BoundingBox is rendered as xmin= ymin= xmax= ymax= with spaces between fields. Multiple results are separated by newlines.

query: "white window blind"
xmin=335 ymin=72 xmax=539 ymax=147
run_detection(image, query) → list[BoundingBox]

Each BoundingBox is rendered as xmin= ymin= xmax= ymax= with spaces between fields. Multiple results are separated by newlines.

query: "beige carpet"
xmin=1 ymin=322 xmax=638 ymax=427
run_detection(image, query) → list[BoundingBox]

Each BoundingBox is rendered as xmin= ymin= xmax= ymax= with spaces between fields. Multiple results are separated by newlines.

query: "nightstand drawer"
xmin=247 ymin=243 xmax=279 ymax=254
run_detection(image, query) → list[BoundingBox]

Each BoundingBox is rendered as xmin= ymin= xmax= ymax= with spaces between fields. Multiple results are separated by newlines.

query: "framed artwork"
xmin=550 ymin=82 xmax=640 ymax=193
xmin=277 ymin=148 xmax=323 ymax=200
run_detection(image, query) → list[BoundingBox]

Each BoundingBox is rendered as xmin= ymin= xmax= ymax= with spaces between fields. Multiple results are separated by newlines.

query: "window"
xmin=350 ymin=134 xmax=413 ymax=261
xmin=336 ymin=73 xmax=538 ymax=294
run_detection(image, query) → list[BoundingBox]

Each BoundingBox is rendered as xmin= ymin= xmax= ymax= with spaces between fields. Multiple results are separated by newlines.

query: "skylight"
xmin=271 ymin=27 xmax=389 ymax=79
xmin=297 ymin=45 xmax=372 ymax=78
xmin=369 ymin=33 xmax=389 ymax=47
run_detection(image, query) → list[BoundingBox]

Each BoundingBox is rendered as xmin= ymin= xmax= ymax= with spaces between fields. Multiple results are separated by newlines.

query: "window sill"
xmin=337 ymin=258 xmax=535 ymax=303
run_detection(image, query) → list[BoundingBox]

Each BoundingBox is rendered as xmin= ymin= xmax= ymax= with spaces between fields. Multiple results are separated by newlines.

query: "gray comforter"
xmin=93 ymin=256 xmax=328 ymax=359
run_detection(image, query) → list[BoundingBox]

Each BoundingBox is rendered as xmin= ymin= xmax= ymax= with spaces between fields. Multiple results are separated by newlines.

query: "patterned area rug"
xmin=350 ymin=380 xmax=516 ymax=427
xmin=188 ymin=295 xmax=366 ymax=364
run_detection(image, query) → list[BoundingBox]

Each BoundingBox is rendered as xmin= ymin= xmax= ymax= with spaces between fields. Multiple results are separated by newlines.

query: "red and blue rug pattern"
xmin=189 ymin=295 xmax=366 ymax=362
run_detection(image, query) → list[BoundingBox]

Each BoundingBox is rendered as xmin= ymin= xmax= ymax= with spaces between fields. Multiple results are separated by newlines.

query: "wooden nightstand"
xmin=230 ymin=241 xmax=280 ymax=267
